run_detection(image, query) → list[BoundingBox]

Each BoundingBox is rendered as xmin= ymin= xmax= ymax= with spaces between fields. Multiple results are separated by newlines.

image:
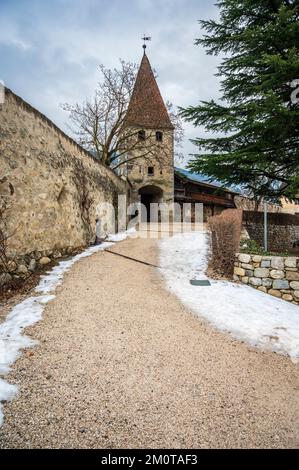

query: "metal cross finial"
xmin=142 ymin=35 xmax=151 ymax=51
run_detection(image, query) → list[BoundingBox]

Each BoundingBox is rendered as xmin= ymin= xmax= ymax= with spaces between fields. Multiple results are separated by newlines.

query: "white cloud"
xmin=0 ymin=19 xmax=31 ymax=51
xmin=0 ymin=0 xmax=221 ymax=164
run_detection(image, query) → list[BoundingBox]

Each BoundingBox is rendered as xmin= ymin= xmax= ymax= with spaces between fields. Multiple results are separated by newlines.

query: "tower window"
xmin=147 ymin=166 xmax=154 ymax=176
xmin=156 ymin=131 xmax=163 ymax=142
xmin=127 ymin=163 xmax=134 ymax=171
xmin=138 ymin=130 xmax=146 ymax=141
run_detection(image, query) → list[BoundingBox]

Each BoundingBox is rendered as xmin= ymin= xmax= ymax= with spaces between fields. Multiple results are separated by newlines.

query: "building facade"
xmin=280 ymin=196 xmax=299 ymax=215
xmin=174 ymin=167 xmax=237 ymax=222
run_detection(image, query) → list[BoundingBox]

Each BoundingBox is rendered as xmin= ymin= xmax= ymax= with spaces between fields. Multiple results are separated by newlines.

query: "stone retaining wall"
xmin=0 ymin=246 xmax=81 ymax=287
xmin=0 ymin=88 xmax=128 ymax=286
xmin=234 ymin=253 xmax=299 ymax=304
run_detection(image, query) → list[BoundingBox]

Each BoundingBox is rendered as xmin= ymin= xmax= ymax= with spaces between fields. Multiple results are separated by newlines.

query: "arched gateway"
xmin=138 ymin=185 xmax=163 ymax=222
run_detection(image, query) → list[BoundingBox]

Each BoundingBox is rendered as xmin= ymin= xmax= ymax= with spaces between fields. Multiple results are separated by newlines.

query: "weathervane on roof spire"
xmin=142 ymin=35 xmax=151 ymax=52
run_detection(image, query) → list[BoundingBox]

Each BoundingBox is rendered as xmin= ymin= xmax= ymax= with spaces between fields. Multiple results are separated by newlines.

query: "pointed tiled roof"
xmin=125 ymin=52 xmax=174 ymax=130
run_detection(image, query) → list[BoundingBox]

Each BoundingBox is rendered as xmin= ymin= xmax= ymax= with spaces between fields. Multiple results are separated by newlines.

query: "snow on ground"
xmin=0 ymin=229 xmax=135 ymax=426
xmin=159 ymin=230 xmax=299 ymax=363
xmin=35 ymin=243 xmax=112 ymax=294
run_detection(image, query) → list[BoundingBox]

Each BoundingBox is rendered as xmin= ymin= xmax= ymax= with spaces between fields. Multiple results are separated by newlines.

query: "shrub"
xmin=208 ymin=209 xmax=243 ymax=279
xmin=240 ymin=238 xmax=262 ymax=254
xmin=240 ymin=238 xmax=289 ymax=257
xmin=0 ymin=194 xmax=17 ymax=274
xmin=0 ymin=201 xmax=10 ymax=274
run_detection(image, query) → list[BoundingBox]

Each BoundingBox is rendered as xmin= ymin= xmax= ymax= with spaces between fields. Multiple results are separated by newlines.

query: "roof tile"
xmin=125 ymin=53 xmax=174 ymax=130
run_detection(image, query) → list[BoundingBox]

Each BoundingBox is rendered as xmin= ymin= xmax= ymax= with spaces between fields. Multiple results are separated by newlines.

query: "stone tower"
xmin=124 ymin=51 xmax=174 ymax=214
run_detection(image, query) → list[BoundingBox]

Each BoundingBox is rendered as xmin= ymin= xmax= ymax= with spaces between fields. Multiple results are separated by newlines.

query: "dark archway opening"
xmin=138 ymin=185 xmax=163 ymax=222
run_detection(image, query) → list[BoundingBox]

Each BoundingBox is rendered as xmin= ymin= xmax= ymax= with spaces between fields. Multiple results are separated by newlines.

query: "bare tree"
xmin=61 ymin=60 xmax=184 ymax=171
xmin=166 ymin=100 xmax=184 ymax=164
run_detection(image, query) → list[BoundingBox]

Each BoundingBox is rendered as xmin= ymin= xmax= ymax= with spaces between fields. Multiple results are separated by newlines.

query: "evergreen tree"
xmin=181 ymin=0 xmax=299 ymax=201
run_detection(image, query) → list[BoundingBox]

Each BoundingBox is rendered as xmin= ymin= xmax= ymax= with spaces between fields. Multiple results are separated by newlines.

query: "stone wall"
xmin=245 ymin=222 xmax=299 ymax=252
xmin=234 ymin=253 xmax=299 ymax=304
xmin=234 ymin=195 xmax=282 ymax=213
xmin=242 ymin=211 xmax=299 ymax=252
xmin=0 ymin=88 xmax=128 ymax=284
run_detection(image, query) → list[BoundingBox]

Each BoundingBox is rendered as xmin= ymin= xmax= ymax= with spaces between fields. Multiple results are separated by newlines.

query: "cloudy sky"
xmin=0 ymin=0 xmax=221 ymax=165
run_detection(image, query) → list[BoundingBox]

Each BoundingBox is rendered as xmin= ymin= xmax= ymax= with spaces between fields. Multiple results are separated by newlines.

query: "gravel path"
xmin=0 ymin=235 xmax=299 ymax=448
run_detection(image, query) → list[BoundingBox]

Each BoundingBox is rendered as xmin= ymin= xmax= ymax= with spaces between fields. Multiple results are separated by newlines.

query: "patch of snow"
xmin=0 ymin=294 xmax=55 ymax=425
xmin=0 ymin=295 xmax=55 ymax=375
xmin=35 ymin=242 xmax=114 ymax=294
xmin=0 ymin=229 xmax=135 ymax=426
xmin=0 ymin=379 xmax=18 ymax=426
xmin=107 ymin=227 xmax=136 ymax=243
xmin=159 ymin=231 xmax=299 ymax=363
